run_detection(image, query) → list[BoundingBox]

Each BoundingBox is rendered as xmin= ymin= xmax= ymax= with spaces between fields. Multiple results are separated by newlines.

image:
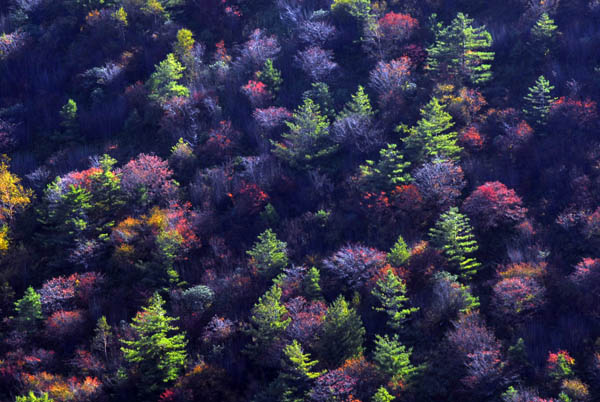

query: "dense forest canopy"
xmin=2 ymin=0 xmax=600 ymax=401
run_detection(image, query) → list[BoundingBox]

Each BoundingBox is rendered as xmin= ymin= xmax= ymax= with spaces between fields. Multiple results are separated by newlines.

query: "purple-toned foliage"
xmin=322 ymin=245 xmax=387 ymax=291
xmin=295 ymin=47 xmax=338 ymax=82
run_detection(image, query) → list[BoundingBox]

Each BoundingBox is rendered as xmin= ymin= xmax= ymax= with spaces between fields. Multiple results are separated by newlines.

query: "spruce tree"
xmin=401 ymin=97 xmax=462 ymax=163
xmin=245 ymin=284 xmax=291 ymax=363
xmin=388 ymin=235 xmax=410 ymax=267
xmin=373 ymin=334 xmax=417 ymax=383
xmin=427 ymin=13 xmax=494 ymax=85
xmin=147 ymin=53 xmax=189 ymax=103
xmin=523 ymin=75 xmax=557 ymax=129
xmin=316 ymin=295 xmax=365 ymax=367
xmin=429 ymin=207 xmax=481 ymax=280
xmin=302 ymin=266 xmax=323 ymax=300
xmin=14 ymin=286 xmax=43 ymax=334
xmin=246 ymin=228 xmax=289 ymax=279
xmin=358 ymin=143 xmax=412 ymax=192
xmin=121 ymin=293 xmax=187 ymax=395
xmin=527 ymin=13 xmax=558 ymax=62
xmin=271 ymin=98 xmax=338 ymax=170
xmin=339 ymin=85 xmax=374 ymax=119
xmin=256 ymin=59 xmax=283 ymax=94
xmin=371 ymin=270 xmax=418 ymax=330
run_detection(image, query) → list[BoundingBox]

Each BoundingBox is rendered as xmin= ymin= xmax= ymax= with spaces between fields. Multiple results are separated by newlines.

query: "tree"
xmin=463 ymin=181 xmax=527 ymax=231
xmin=527 ymin=13 xmax=558 ymax=63
xmin=339 ymin=86 xmax=374 ymax=119
xmin=121 ymin=292 xmax=187 ymax=395
xmin=58 ymin=98 xmax=78 ymax=143
xmin=388 ymin=235 xmax=410 ymax=267
xmin=245 ymin=284 xmax=290 ymax=363
xmin=303 ymin=266 xmax=322 ymax=300
xmin=271 ymin=98 xmax=338 ymax=170
xmin=323 ymin=245 xmax=387 ymax=291
xmin=400 ymin=97 xmax=462 ymax=163
xmin=373 ymin=334 xmax=417 ymax=383
xmin=92 ymin=316 xmax=113 ymax=362
xmin=427 ymin=271 xmax=480 ymax=328
xmin=363 ymin=12 xmax=419 ymax=60
xmin=414 ymin=160 xmax=466 ymax=211
xmin=0 ymin=156 xmax=32 ymax=223
xmin=174 ymin=28 xmax=195 ymax=61
xmin=316 ymin=295 xmax=365 ymax=367
xmin=358 ymin=143 xmax=412 ymax=192
xmin=429 ymin=207 xmax=481 ymax=280
xmin=426 ymin=13 xmax=494 ymax=85
xmin=522 ymin=75 xmax=557 ymax=128
xmin=331 ymin=0 xmax=371 ymax=21
xmin=372 ymin=269 xmax=418 ymax=330
xmin=369 ymin=57 xmax=413 ymax=103
xmin=15 ymin=392 xmax=53 ymax=402
xmin=147 ymin=53 xmax=189 ymax=103
xmin=256 ymin=59 xmax=282 ymax=94
xmin=14 ymin=286 xmax=43 ymax=334
xmin=295 ymin=46 xmax=338 ymax=82
xmin=372 ymin=386 xmax=395 ymax=402
xmin=247 ymin=229 xmax=288 ymax=279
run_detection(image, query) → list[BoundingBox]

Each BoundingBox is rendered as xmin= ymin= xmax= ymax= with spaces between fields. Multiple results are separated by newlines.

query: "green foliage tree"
xmin=388 ymin=235 xmax=410 ymax=267
xmin=14 ymin=286 xmax=43 ymax=334
xmin=429 ymin=207 xmax=481 ymax=280
xmin=339 ymin=85 xmax=374 ymax=119
xmin=400 ymin=97 xmax=462 ymax=163
xmin=372 ymin=386 xmax=395 ymax=402
xmin=245 ymin=284 xmax=290 ymax=362
xmin=358 ymin=143 xmax=412 ymax=192
xmin=527 ymin=13 xmax=558 ymax=62
xmin=256 ymin=59 xmax=283 ymax=94
xmin=316 ymin=295 xmax=365 ymax=367
xmin=303 ymin=82 xmax=335 ymax=119
xmin=372 ymin=334 xmax=417 ymax=383
xmin=427 ymin=13 xmax=494 ymax=85
xmin=174 ymin=28 xmax=195 ymax=61
xmin=272 ymin=98 xmax=338 ymax=170
xmin=147 ymin=53 xmax=190 ymax=103
xmin=523 ymin=75 xmax=557 ymax=129
xmin=57 ymin=98 xmax=78 ymax=143
xmin=92 ymin=316 xmax=113 ymax=362
xmin=121 ymin=293 xmax=187 ymax=395
xmin=15 ymin=392 xmax=53 ymax=402
xmin=331 ymin=0 xmax=371 ymax=21
xmin=372 ymin=270 xmax=418 ymax=330
xmin=302 ymin=266 xmax=322 ymax=300
xmin=247 ymin=229 xmax=289 ymax=279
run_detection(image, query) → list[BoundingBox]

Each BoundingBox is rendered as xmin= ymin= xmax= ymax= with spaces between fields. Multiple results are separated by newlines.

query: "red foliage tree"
xmin=120 ymin=153 xmax=178 ymax=207
xmin=549 ymin=97 xmax=598 ymax=133
xmin=491 ymin=277 xmax=545 ymax=323
xmin=459 ymin=126 xmax=484 ymax=151
xmin=310 ymin=357 xmax=380 ymax=402
xmin=284 ymin=296 xmax=326 ymax=348
xmin=241 ymin=80 xmax=272 ymax=107
xmin=463 ymin=182 xmax=527 ymax=231
xmin=45 ymin=309 xmax=86 ymax=340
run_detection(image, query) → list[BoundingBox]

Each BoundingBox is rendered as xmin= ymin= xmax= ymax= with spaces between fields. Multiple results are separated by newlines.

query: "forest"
xmin=1 ymin=0 xmax=600 ymax=401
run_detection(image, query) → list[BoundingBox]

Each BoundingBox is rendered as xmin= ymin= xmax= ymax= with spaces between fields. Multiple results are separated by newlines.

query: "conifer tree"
xmin=401 ymin=97 xmax=461 ymax=163
xmin=15 ymin=392 xmax=53 ymax=402
xmin=316 ymin=295 xmax=365 ymax=367
xmin=256 ymin=59 xmax=283 ymax=94
xmin=245 ymin=284 xmax=290 ymax=362
xmin=147 ymin=53 xmax=189 ymax=103
xmin=359 ymin=143 xmax=412 ymax=192
xmin=339 ymin=85 xmax=374 ymax=119
xmin=372 ymin=270 xmax=418 ymax=330
xmin=527 ymin=13 xmax=558 ymax=62
xmin=372 ymin=386 xmax=395 ymax=402
xmin=14 ymin=286 xmax=43 ymax=334
xmin=429 ymin=207 xmax=481 ymax=280
xmin=372 ymin=334 xmax=417 ymax=383
xmin=303 ymin=266 xmax=323 ymax=300
xmin=271 ymin=98 xmax=338 ymax=170
xmin=523 ymin=75 xmax=557 ymax=129
xmin=246 ymin=228 xmax=289 ymax=279
xmin=388 ymin=235 xmax=410 ymax=267
xmin=121 ymin=293 xmax=187 ymax=395
xmin=279 ymin=340 xmax=325 ymax=400
xmin=427 ymin=13 xmax=494 ymax=85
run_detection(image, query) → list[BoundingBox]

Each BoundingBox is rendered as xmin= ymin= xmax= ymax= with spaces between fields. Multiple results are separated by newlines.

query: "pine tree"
xmin=527 ymin=13 xmax=558 ymax=62
xmin=372 ymin=386 xmax=395 ymax=402
xmin=246 ymin=228 xmax=289 ymax=279
xmin=147 ymin=53 xmax=189 ymax=103
xmin=523 ymin=75 xmax=557 ymax=129
xmin=303 ymin=266 xmax=323 ymax=300
xmin=388 ymin=235 xmax=410 ymax=267
xmin=316 ymin=295 xmax=365 ymax=367
xmin=271 ymin=98 xmax=338 ymax=170
xmin=372 ymin=270 xmax=418 ymax=330
xmin=427 ymin=12 xmax=494 ymax=85
xmin=339 ymin=85 xmax=374 ymax=119
xmin=256 ymin=59 xmax=283 ymax=94
xmin=245 ymin=284 xmax=291 ymax=363
xmin=280 ymin=340 xmax=324 ymax=400
xmin=121 ymin=292 xmax=187 ymax=395
xmin=401 ymin=97 xmax=462 ymax=163
xmin=372 ymin=334 xmax=417 ymax=383
xmin=358 ymin=143 xmax=412 ymax=192
xmin=14 ymin=286 xmax=43 ymax=334
xmin=429 ymin=207 xmax=481 ymax=280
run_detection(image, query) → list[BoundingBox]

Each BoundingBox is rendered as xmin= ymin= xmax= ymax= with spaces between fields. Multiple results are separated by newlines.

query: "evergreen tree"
xmin=302 ymin=266 xmax=322 ymax=300
xmin=358 ymin=143 xmax=412 ymax=192
xmin=15 ymin=392 xmax=53 ymax=402
xmin=401 ymin=97 xmax=462 ymax=163
xmin=429 ymin=207 xmax=481 ymax=280
xmin=303 ymin=82 xmax=335 ymax=119
xmin=246 ymin=229 xmax=289 ymax=279
xmin=527 ymin=13 xmax=558 ymax=62
xmin=427 ymin=13 xmax=494 ymax=85
xmin=256 ymin=59 xmax=283 ymax=94
xmin=316 ymin=295 xmax=365 ymax=367
xmin=388 ymin=235 xmax=410 ymax=267
xmin=372 ymin=386 xmax=395 ymax=402
xmin=372 ymin=334 xmax=417 ymax=383
xmin=147 ymin=53 xmax=189 ymax=103
xmin=339 ymin=85 xmax=374 ymax=119
xmin=271 ymin=98 xmax=338 ymax=170
xmin=276 ymin=340 xmax=325 ymax=400
xmin=56 ymin=98 xmax=78 ymax=143
xmin=14 ymin=286 xmax=43 ymax=334
xmin=523 ymin=75 xmax=557 ymax=129
xmin=372 ymin=270 xmax=418 ymax=330
xmin=121 ymin=292 xmax=187 ymax=395
xmin=245 ymin=284 xmax=291 ymax=363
